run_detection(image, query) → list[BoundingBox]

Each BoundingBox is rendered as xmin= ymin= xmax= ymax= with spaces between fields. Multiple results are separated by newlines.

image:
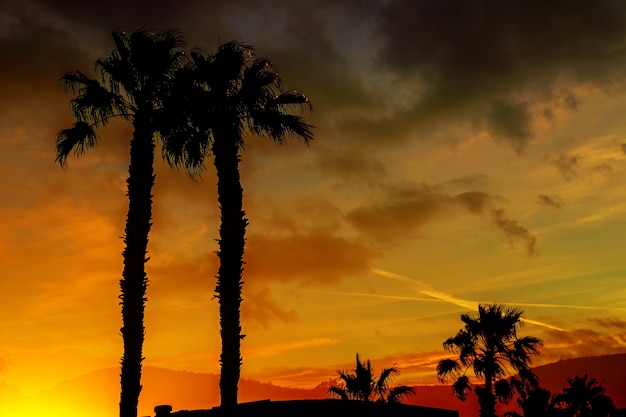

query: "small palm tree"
xmin=329 ymin=354 xmax=415 ymax=403
xmin=161 ymin=41 xmax=313 ymax=409
xmin=56 ymin=28 xmax=186 ymax=417
xmin=437 ymin=304 xmax=543 ymax=417
xmin=504 ymin=382 xmax=554 ymax=417
xmin=552 ymin=373 xmax=615 ymax=417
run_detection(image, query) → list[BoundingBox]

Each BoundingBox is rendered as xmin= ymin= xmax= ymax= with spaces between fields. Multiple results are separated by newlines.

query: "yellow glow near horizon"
xmin=1 ymin=399 xmax=110 ymax=417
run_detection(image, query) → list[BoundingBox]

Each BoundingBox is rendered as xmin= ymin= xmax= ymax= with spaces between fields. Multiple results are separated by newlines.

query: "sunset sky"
xmin=2 ymin=0 xmax=626 ymax=415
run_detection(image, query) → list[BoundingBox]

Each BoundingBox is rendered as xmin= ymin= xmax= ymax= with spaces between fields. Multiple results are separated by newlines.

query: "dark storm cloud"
xmin=486 ymin=101 xmax=531 ymax=153
xmin=374 ymin=0 xmax=626 ymax=149
xmin=0 ymin=2 xmax=92 ymax=115
xmin=2 ymin=0 xmax=382 ymax=137
xmin=346 ymin=185 xmax=536 ymax=255
xmin=378 ymin=0 xmax=626 ymax=86
xmin=537 ymin=194 xmax=565 ymax=208
xmin=31 ymin=0 xmax=257 ymax=31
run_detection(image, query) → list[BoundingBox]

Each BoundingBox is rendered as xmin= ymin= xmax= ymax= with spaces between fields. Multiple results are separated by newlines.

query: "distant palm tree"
xmin=161 ymin=41 xmax=313 ymax=409
xmin=329 ymin=354 xmax=415 ymax=403
xmin=56 ymin=29 xmax=186 ymax=417
xmin=437 ymin=304 xmax=543 ymax=417
xmin=552 ymin=373 xmax=615 ymax=417
xmin=504 ymin=382 xmax=554 ymax=417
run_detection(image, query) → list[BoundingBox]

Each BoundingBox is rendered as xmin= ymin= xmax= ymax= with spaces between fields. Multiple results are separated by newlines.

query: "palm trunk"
xmin=213 ymin=132 xmax=246 ymax=409
xmin=119 ymin=111 xmax=155 ymax=417
xmin=477 ymin=371 xmax=497 ymax=417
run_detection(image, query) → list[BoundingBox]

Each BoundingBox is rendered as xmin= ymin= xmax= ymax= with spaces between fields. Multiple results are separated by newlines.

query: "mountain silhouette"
xmin=404 ymin=353 xmax=626 ymax=417
xmin=531 ymin=353 xmax=626 ymax=406
xmin=1 ymin=354 xmax=623 ymax=417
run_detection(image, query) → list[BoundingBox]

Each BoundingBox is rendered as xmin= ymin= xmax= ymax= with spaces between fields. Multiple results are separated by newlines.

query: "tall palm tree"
xmin=56 ymin=28 xmax=186 ymax=417
xmin=552 ymin=373 xmax=615 ymax=417
xmin=436 ymin=303 xmax=543 ymax=417
xmin=329 ymin=354 xmax=415 ymax=403
xmin=161 ymin=41 xmax=314 ymax=408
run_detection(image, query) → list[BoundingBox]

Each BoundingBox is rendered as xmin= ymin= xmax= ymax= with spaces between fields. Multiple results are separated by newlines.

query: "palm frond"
xmin=128 ymin=28 xmax=187 ymax=82
xmin=329 ymin=385 xmax=349 ymax=401
xmin=241 ymin=58 xmax=279 ymax=93
xmin=436 ymin=358 xmax=461 ymax=382
xmin=275 ymin=90 xmax=313 ymax=111
xmin=451 ymin=375 xmax=472 ymax=401
xmin=516 ymin=367 xmax=539 ymax=389
xmin=210 ymin=41 xmax=253 ymax=90
xmin=59 ymin=71 xmax=95 ymax=94
xmin=386 ymin=385 xmax=415 ymax=403
xmin=160 ymin=125 xmax=208 ymax=178
xmin=111 ymin=30 xmax=131 ymax=62
xmin=494 ymin=378 xmax=515 ymax=402
xmin=248 ymin=112 xmax=314 ymax=145
xmin=442 ymin=335 xmax=458 ymax=352
xmin=69 ymin=80 xmax=127 ymax=125
xmin=55 ymin=121 xmax=99 ymax=167
xmin=96 ymin=53 xmax=134 ymax=97
xmin=376 ymin=366 xmax=399 ymax=396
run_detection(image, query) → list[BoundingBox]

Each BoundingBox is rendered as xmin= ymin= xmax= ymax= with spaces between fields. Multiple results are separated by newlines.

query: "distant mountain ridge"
xmin=405 ymin=353 xmax=626 ymax=417
xmin=532 ymin=353 xmax=626 ymax=406
xmin=4 ymin=353 xmax=623 ymax=417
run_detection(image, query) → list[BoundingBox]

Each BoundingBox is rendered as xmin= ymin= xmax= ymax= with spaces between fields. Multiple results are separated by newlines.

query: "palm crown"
xmin=330 ymin=354 xmax=415 ymax=403
xmin=56 ymin=29 xmax=185 ymax=165
xmin=553 ymin=373 xmax=615 ymax=417
xmin=161 ymin=41 xmax=313 ymax=174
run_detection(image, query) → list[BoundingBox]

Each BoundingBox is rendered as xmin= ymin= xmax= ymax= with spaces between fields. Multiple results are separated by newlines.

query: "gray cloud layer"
xmin=346 ymin=185 xmax=536 ymax=255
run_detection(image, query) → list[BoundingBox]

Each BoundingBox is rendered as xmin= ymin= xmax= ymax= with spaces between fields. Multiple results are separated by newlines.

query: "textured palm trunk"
xmin=477 ymin=372 xmax=497 ymax=417
xmin=212 ymin=132 xmax=246 ymax=409
xmin=119 ymin=111 xmax=155 ymax=417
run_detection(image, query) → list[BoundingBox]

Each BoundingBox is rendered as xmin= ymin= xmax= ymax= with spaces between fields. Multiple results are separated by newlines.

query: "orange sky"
xmin=2 ymin=1 xmax=626 ymax=416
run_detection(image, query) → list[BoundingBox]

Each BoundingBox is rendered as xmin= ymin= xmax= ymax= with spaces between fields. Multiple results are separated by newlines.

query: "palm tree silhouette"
xmin=161 ymin=41 xmax=313 ymax=408
xmin=55 ymin=29 xmax=186 ymax=417
xmin=329 ymin=354 xmax=415 ymax=403
xmin=552 ymin=373 xmax=615 ymax=417
xmin=504 ymin=381 xmax=553 ymax=417
xmin=436 ymin=303 xmax=542 ymax=417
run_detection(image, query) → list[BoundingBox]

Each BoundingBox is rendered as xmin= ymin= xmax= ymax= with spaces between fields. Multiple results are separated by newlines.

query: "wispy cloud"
xmin=246 ymin=338 xmax=341 ymax=358
xmin=589 ymin=317 xmax=626 ymax=330
xmin=537 ymin=194 xmax=564 ymax=208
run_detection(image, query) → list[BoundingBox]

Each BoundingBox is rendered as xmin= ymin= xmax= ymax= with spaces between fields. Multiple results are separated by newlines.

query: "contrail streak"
xmin=307 ymin=289 xmax=435 ymax=302
xmin=372 ymin=268 xmax=569 ymax=332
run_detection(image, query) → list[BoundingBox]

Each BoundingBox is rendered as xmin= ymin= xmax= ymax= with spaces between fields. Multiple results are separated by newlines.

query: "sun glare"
xmin=2 ymin=400 xmax=109 ymax=417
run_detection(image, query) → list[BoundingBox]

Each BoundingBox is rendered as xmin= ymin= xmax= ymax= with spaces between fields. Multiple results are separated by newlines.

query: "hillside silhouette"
xmin=4 ymin=354 xmax=624 ymax=417
xmin=531 ymin=353 xmax=626 ymax=406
